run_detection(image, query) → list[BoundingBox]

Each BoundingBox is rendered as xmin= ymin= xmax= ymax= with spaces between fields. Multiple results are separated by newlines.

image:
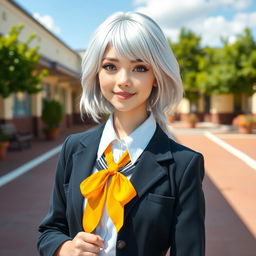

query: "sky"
xmin=15 ymin=0 xmax=256 ymax=50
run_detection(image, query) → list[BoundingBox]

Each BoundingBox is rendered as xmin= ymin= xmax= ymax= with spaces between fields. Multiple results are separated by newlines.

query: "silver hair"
xmin=80 ymin=11 xmax=183 ymax=133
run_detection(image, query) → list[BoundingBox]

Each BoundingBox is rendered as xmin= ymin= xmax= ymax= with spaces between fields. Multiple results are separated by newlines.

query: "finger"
xmin=94 ymin=234 xmax=104 ymax=247
xmin=82 ymin=242 xmax=101 ymax=254
xmin=95 ymin=234 xmax=104 ymax=242
xmin=83 ymin=252 xmax=99 ymax=256
xmin=78 ymin=232 xmax=104 ymax=248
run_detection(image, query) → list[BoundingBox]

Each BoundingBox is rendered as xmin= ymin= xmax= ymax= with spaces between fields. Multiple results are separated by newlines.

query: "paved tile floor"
xmin=174 ymin=132 xmax=256 ymax=256
xmin=0 ymin=122 xmax=255 ymax=255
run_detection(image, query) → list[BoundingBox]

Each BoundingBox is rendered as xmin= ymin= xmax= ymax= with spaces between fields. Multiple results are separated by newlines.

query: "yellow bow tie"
xmin=80 ymin=144 xmax=137 ymax=233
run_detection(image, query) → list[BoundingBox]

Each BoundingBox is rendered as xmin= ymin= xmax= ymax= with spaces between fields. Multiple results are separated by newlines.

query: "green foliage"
xmin=169 ymin=28 xmax=203 ymax=102
xmin=196 ymin=47 xmax=237 ymax=95
xmin=169 ymin=27 xmax=256 ymax=97
xmin=41 ymin=99 xmax=63 ymax=130
xmin=0 ymin=24 xmax=48 ymax=98
xmin=232 ymin=28 xmax=256 ymax=95
xmin=198 ymin=28 xmax=256 ymax=95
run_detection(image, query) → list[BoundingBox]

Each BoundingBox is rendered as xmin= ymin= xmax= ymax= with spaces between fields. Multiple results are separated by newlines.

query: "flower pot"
xmin=233 ymin=115 xmax=256 ymax=133
xmin=185 ymin=113 xmax=198 ymax=128
xmin=238 ymin=125 xmax=252 ymax=134
xmin=45 ymin=127 xmax=60 ymax=140
xmin=168 ymin=115 xmax=175 ymax=123
xmin=0 ymin=141 xmax=9 ymax=160
xmin=187 ymin=121 xmax=197 ymax=128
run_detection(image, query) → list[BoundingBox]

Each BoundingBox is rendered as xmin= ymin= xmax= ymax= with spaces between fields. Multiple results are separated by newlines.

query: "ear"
xmin=153 ymin=79 xmax=158 ymax=87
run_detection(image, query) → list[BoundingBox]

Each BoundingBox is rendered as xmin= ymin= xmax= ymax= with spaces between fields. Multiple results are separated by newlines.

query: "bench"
xmin=0 ymin=123 xmax=33 ymax=150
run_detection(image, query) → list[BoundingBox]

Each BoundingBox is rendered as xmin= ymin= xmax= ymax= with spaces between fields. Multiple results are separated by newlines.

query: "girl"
xmin=38 ymin=11 xmax=205 ymax=256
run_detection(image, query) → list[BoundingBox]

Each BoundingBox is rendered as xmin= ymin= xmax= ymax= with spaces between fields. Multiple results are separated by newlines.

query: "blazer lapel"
xmin=70 ymin=124 xmax=105 ymax=230
xmin=69 ymin=123 xmax=173 ymax=229
xmin=125 ymin=125 xmax=173 ymax=219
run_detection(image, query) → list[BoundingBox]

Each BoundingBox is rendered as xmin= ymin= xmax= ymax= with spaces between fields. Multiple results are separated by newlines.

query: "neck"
xmin=113 ymin=110 xmax=149 ymax=139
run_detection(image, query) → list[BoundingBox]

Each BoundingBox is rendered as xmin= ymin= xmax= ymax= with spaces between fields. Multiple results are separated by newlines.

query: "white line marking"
xmin=0 ymin=145 xmax=62 ymax=188
xmin=204 ymin=131 xmax=256 ymax=171
xmin=216 ymin=134 xmax=256 ymax=139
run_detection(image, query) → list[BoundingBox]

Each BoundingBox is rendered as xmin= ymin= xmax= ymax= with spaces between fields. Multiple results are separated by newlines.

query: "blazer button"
xmin=116 ymin=240 xmax=126 ymax=249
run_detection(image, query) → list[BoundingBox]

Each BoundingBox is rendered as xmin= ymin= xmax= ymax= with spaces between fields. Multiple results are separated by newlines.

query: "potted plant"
xmin=167 ymin=114 xmax=175 ymax=123
xmin=185 ymin=113 xmax=198 ymax=128
xmin=232 ymin=114 xmax=256 ymax=134
xmin=41 ymin=99 xmax=64 ymax=140
xmin=0 ymin=132 xmax=9 ymax=160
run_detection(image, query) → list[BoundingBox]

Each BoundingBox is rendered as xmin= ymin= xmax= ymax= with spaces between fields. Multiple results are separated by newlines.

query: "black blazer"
xmin=37 ymin=124 xmax=205 ymax=256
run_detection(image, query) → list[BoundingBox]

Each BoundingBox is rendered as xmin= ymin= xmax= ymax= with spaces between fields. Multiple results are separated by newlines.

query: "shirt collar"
xmin=97 ymin=115 xmax=118 ymax=160
xmin=97 ymin=113 xmax=156 ymax=164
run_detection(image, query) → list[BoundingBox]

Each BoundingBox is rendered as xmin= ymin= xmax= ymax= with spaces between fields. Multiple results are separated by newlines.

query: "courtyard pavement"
xmin=0 ymin=121 xmax=255 ymax=255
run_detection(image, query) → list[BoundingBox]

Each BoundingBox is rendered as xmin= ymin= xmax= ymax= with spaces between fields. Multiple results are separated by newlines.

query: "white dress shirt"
xmin=83 ymin=113 xmax=156 ymax=256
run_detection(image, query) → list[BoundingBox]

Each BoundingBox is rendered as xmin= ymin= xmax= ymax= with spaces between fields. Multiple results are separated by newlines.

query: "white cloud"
xmin=162 ymin=28 xmax=180 ymax=42
xmin=134 ymin=0 xmax=256 ymax=47
xmin=215 ymin=0 xmax=252 ymax=10
xmin=234 ymin=12 xmax=256 ymax=26
xmin=189 ymin=12 xmax=256 ymax=46
xmin=136 ymin=0 xmax=214 ymax=28
xmin=33 ymin=12 xmax=61 ymax=35
xmin=192 ymin=16 xmax=238 ymax=46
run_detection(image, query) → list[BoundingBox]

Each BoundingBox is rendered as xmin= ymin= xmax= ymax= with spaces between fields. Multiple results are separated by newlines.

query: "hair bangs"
xmin=106 ymin=20 xmax=153 ymax=64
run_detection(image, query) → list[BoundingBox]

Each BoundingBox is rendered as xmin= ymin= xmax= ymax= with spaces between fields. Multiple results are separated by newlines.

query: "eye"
xmin=102 ymin=64 xmax=116 ymax=71
xmin=133 ymin=65 xmax=149 ymax=72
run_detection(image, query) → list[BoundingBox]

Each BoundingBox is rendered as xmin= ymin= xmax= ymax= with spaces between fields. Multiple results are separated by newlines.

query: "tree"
xmin=169 ymin=28 xmax=203 ymax=103
xmin=196 ymin=28 xmax=256 ymax=96
xmin=0 ymin=24 xmax=48 ymax=98
xmin=233 ymin=28 xmax=256 ymax=95
xmin=195 ymin=46 xmax=235 ymax=95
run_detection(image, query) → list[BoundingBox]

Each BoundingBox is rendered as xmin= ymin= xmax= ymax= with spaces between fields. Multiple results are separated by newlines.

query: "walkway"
xmin=0 ymin=122 xmax=255 ymax=255
xmin=171 ymin=123 xmax=256 ymax=256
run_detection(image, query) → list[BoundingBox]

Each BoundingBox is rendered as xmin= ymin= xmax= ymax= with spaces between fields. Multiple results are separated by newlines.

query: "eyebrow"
xmin=102 ymin=57 xmax=143 ymax=63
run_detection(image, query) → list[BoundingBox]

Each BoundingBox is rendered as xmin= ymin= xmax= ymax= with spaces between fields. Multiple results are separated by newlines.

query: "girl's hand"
xmin=56 ymin=232 xmax=104 ymax=256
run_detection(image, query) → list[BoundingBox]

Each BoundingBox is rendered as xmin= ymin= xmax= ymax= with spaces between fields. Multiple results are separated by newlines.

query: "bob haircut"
xmin=80 ymin=11 xmax=183 ymax=132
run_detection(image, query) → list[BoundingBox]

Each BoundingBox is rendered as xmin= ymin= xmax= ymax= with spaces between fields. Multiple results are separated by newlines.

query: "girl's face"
xmin=98 ymin=46 xmax=156 ymax=117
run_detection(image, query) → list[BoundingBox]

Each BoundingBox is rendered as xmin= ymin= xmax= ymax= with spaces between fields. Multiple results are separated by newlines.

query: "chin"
xmin=112 ymin=103 xmax=132 ymax=111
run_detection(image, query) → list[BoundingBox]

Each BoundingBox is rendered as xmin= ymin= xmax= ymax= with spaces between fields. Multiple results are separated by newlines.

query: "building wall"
xmin=0 ymin=0 xmax=81 ymax=74
xmin=0 ymin=0 xmax=84 ymax=137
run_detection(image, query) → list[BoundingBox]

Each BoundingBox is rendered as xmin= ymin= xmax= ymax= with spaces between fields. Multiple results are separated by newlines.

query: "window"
xmin=13 ymin=92 xmax=31 ymax=117
xmin=43 ymin=82 xmax=51 ymax=99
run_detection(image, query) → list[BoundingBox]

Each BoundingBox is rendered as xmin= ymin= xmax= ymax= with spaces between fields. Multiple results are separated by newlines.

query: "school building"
xmin=0 ymin=0 xmax=256 ymax=138
xmin=178 ymin=92 xmax=256 ymax=124
xmin=0 ymin=0 xmax=85 ymax=138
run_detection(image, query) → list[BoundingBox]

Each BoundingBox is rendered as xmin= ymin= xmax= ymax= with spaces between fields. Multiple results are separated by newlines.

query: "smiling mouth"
xmin=113 ymin=91 xmax=136 ymax=99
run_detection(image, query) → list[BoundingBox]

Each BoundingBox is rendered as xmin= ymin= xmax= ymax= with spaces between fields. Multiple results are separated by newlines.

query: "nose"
xmin=117 ymin=69 xmax=131 ymax=87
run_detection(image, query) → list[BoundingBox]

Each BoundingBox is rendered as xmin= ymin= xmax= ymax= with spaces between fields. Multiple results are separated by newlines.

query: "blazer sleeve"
xmin=171 ymin=153 xmax=205 ymax=256
xmin=37 ymin=136 xmax=72 ymax=256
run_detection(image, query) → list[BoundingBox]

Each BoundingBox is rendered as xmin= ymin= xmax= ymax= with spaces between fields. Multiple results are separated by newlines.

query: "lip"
xmin=113 ymin=91 xmax=135 ymax=100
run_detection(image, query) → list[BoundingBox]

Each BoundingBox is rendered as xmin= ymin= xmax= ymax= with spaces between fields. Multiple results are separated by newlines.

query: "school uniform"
xmin=37 ymin=115 xmax=205 ymax=256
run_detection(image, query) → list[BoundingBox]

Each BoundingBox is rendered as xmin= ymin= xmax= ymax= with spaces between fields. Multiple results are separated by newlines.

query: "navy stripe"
xmin=96 ymin=154 xmax=137 ymax=176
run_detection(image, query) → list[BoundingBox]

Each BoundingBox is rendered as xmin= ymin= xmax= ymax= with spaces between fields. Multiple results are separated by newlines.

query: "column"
xmin=210 ymin=94 xmax=234 ymax=124
xmin=0 ymin=96 xmax=13 ymax=120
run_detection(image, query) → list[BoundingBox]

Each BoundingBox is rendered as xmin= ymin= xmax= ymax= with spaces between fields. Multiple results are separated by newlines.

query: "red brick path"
xmin=176 ymin=133 xmax=256 ymax=256
xmin=0 ymin=123 xmax=255 ymax=255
